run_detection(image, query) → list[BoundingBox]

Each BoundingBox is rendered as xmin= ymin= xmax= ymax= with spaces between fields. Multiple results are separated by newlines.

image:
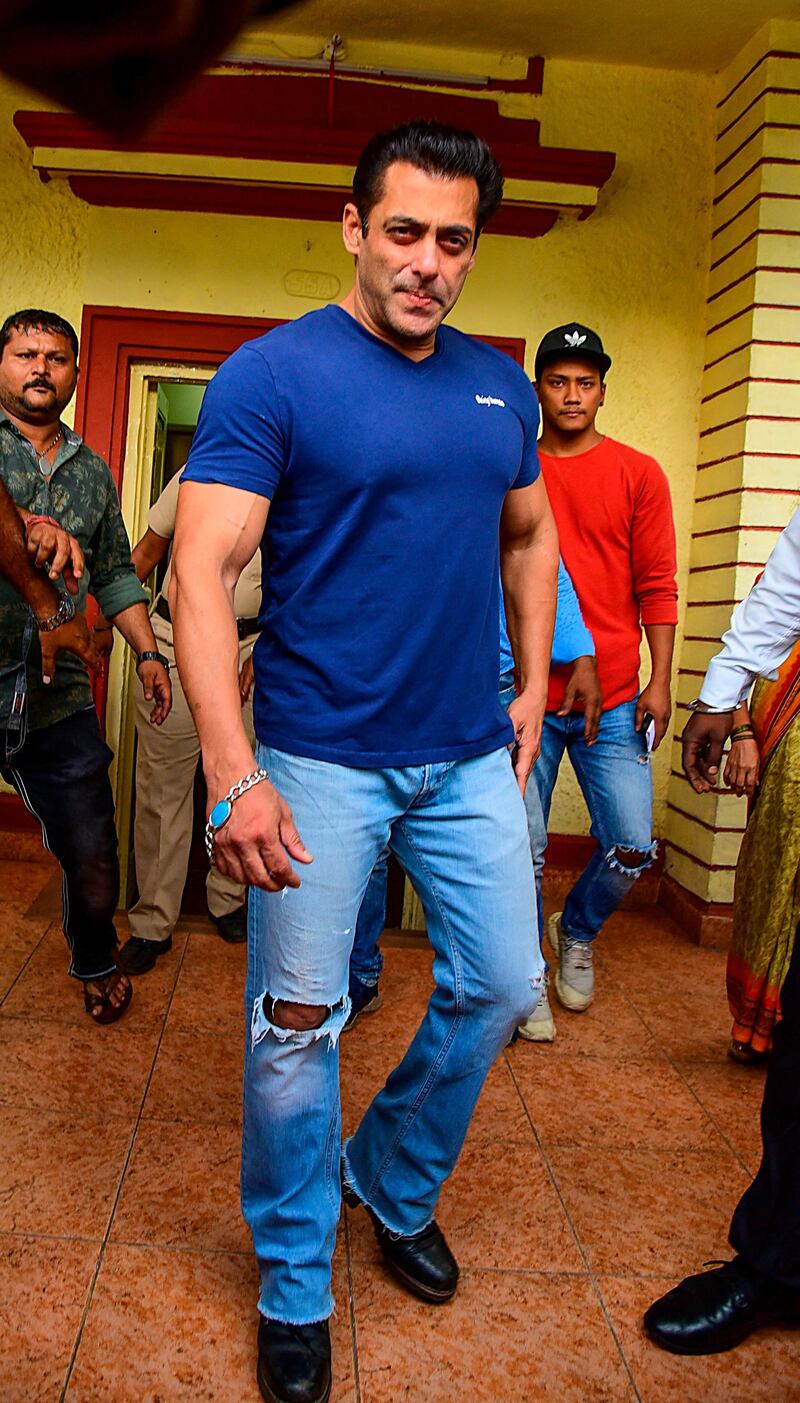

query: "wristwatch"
xmin=136 ymin=650 xmax=170 ymax=673
xmin=35 ymin=594 xmax=76 ymax=632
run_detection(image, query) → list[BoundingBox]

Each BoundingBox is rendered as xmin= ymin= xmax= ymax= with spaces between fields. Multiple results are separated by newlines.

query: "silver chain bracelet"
xmin=204 ymin=767 xmax=270 ymax=862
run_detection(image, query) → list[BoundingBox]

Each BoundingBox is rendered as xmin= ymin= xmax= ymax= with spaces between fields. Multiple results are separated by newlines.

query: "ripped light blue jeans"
xmin=533 ymin=699 xmax=656 ymax=943
xmin=242 ymin=743 xmax=543 ymax=1325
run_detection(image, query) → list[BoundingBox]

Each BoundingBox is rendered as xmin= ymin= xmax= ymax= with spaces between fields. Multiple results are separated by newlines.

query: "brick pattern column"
xmin=662 ymin=21 xmax=800 ymax=945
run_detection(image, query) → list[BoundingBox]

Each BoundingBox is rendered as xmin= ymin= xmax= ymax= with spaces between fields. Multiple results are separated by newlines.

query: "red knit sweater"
xmin=541 ymin=436 xmax=678 ymax=713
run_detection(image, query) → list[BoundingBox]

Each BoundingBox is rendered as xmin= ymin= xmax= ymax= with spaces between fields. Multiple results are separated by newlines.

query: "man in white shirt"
xmin=645 ymin=508 xmax=800 ymax=1354
xmin=119 ymin=470 xmax=261 ymax=973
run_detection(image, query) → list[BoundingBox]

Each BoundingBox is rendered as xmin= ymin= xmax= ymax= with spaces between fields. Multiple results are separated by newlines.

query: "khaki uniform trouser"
xmin=128 ymin=628 xmax=256 ymax=942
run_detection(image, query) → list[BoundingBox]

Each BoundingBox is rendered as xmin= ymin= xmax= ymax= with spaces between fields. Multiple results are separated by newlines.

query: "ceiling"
xmin=251 ymin=0 xmax=799 ymax=74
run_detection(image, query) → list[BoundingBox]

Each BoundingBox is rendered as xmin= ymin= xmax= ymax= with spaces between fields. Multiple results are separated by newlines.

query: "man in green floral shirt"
xmin=0 ymin=308 xmax=171 ymax=1024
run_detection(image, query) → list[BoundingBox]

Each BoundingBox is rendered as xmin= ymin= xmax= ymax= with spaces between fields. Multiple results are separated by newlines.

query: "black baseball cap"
xmin=534 ymin=323 xmax=611 ymax=381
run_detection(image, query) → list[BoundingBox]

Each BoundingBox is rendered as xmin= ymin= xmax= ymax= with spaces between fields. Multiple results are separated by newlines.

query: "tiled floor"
xmin=0 ymin=858 xmax=796 ymax=1402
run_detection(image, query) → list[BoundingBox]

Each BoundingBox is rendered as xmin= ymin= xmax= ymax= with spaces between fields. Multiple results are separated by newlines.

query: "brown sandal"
xmin=83 ymin=970 xmax=133 ymax=1025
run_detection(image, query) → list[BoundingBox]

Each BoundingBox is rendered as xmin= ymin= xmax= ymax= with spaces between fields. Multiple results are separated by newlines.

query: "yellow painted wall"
xmin=0 ymin=49 xmax=718 ymax=837
xmin=664 ymin=18 xmax=800 ymax=908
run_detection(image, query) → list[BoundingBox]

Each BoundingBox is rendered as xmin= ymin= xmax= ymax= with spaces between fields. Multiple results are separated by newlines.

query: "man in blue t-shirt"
xmin=172 ymin=120 xmax=558 ymax=1403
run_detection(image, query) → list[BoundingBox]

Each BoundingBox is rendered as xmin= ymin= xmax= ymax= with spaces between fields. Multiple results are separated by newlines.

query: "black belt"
xmin=154 ymin=596 xmax=259 ymax=640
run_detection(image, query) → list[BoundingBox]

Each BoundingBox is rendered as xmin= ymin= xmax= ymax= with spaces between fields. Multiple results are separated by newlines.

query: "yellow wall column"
xmin=662 ymin=20 xmax=800 ymax=944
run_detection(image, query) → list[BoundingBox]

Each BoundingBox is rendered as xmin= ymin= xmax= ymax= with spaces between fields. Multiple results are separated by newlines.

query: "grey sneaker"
xmin=549 ymin=911 xmax=595 ymax=1011
xmin=517 ymin=978 xmax=556 ymax=1042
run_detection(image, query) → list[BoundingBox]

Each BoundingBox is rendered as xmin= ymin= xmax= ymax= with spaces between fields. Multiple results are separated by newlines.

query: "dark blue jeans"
xmin=1 ymin=704 xmax=120 ymax=981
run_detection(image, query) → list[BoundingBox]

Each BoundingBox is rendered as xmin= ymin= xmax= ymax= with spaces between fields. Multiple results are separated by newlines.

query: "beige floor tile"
xmin=67 ymin=1244 xmax=357 ymax=1402
xmin=514 ymin=1053 xmax=720 ymax=1151
xmin=677 ymin=1057 xmax=766 ymax=1172
xmin=143 ymin=1024 xmax=243 ymax=1125
xmin=0 ymin=1017 xmax=158 ymax=1115
xmin=0 ymin=861 xmax=55 ymax=910
xmin=0 ymin=1106 xmax=134 ymax=1236
xmin=548 ymin=1144 xmax=750 ymax=1278
xmin=0 ymin=1233 xmax=99 ymax=1403
xmin=110 ymin=1119 xmax=247 ymax=1254
xmin=351 ymin=1263 xmax=635 ymax=1402
xmin=167 ymin=934 xmax=247 ymax=1036
xmin=631 ymin=986 xmax=732 ymax=1063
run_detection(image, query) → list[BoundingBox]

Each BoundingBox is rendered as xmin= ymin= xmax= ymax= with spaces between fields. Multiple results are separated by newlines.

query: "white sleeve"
xmin=699 ymin=508 xmax=800 ymax=709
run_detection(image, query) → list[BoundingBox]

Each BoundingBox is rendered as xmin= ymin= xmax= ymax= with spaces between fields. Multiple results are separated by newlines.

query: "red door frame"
xmin=74 ymin=305 xmax=284 ymax=492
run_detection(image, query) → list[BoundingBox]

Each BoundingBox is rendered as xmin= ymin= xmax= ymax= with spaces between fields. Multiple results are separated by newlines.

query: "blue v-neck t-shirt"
xmin=182 ymin=305 xmax=541 ymax=767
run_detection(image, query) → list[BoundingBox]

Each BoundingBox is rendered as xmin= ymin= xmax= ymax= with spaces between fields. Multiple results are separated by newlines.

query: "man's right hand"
xmin=682 ymin=710 xmax=734 ymax=793
xmin=39 ymin=611 xmax=103 ymax=684
xmin=209 ymin=778 xmax=313 ymax=891
xmin=26 ymin=519 xmax=85 ymax=595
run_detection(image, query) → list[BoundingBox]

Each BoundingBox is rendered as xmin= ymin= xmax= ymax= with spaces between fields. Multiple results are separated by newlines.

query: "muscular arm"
xmin=170 ymin=480 xmax=311 ymax=890
xmin=499 ymin=475 xmax=559 ymax=792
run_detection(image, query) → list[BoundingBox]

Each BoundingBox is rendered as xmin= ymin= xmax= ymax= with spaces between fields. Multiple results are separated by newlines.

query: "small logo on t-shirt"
xmin=475 ymin=394 xmax=506 ymax=408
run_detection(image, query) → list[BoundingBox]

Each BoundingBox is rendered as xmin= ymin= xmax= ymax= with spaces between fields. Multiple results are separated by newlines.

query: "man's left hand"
xmin=635 ymin=679 xmax=672 ymax=750
xmin=507 ymin=688 xmax=546 ymax=795
xmin=26 ymin=518 xmax=84 ymax=594
xmin=138 ymin=660 xmax=172 ymax=725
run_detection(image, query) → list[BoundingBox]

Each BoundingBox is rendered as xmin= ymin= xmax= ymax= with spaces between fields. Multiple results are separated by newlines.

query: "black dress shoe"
xmin=644 ymin=1257 xmax=800 ymax=1355
xmin=208 ymin=905 xmax=247 ymax=943
xmin=118 ymin=935 xmax=172 ymax=975
xmin=257 ymin=1317 xmax=331 ymax=1403
xmin=343 ymin=1180 xmax=458 ymax=1303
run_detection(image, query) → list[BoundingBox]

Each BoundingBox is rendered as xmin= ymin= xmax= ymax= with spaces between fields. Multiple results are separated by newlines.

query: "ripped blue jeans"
xmin=242 ymin=744 xmax=543 ymax=1325
xmin=533 ymin=698 xmax=656 ymax=943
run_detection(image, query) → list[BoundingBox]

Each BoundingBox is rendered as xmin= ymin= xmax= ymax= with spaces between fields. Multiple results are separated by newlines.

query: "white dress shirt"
xmin=700 ymin=507 xmax=800 ymax=711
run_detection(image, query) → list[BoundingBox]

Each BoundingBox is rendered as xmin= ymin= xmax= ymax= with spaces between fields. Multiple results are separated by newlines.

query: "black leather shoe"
xmin=118 ymin=935 xmax=172 ymax=975
xmin=644 ymin=1258 xmax=800 ymax=1355
xmin=257 ymin=1317 xmax=331 ymax=1403
xmin=208 ymin=905 xmax=247 ymax=943
xmin=343 ymin=1180 xmax=458 ymax=1303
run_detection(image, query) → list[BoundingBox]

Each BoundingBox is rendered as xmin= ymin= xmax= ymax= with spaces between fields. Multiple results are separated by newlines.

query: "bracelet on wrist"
xmin=25 ymin=514 xmax=58 ymax=532
xmin=205 ymin=768 xmax=270 ymax=863
xmin=35 ymin=594 xmax=76 ymax=632
xmin=730 ymin=729 xmax=755 ymax=744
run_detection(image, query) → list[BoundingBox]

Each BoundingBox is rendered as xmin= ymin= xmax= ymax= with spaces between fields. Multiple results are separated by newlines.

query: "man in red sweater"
xmin=531 ymin=323 xmax=678 ymax=1014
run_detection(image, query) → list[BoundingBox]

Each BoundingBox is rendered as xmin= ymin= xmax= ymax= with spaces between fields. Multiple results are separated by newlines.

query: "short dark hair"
xmin=352 ymin=119 xmax=504 ymax=243
xmin=0 ymin=309 xmax=79 ymax=360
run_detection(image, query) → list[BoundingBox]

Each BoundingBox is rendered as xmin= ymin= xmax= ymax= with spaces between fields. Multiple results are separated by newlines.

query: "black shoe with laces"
xmin=343 ymin=1179 xmax=458 ymax=1304
xmin=257 ymin=1316 xmax=331 ymax=1403
xmin=117 ymin=935 xmax=172 ymax=975
xmin=644 ymin=1257 xmax=800 ymax=1355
